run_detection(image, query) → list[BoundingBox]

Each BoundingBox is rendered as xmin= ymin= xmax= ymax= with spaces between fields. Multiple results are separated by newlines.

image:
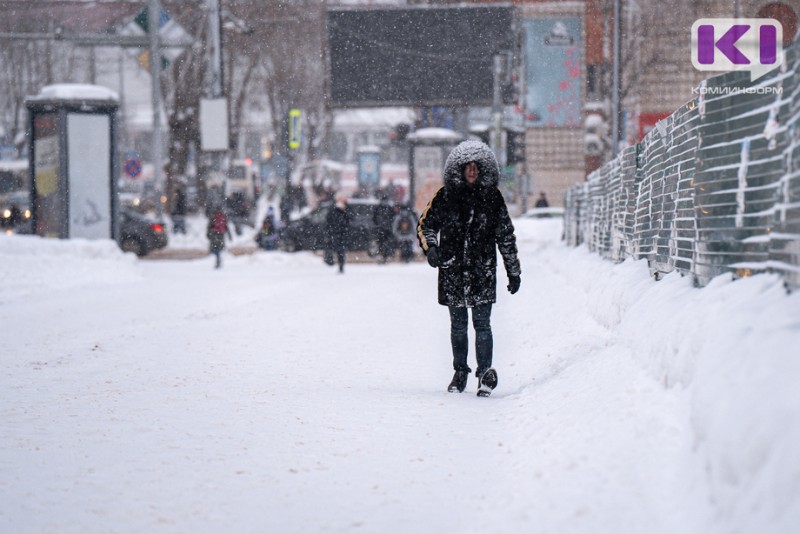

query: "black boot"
xmin=477 ymin=368 xmax=498 ymax=397
xmin=447 ymin=370 xmax=468 ymax=393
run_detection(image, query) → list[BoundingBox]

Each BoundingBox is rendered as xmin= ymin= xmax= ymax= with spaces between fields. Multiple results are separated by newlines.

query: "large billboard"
xmin=523 ymin=18 xmax=583 ymax=127
xmin=326 ymin=5 xmax=517 ymax=108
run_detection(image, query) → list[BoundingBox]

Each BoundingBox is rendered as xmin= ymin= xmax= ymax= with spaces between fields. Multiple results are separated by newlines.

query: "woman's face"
xmin=464 ymin=162 xmax=479 ymax=185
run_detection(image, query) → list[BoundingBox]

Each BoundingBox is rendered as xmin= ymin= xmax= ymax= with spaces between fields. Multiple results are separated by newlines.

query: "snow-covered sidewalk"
xmin=1 ymin=218 xmax=798 ymax=533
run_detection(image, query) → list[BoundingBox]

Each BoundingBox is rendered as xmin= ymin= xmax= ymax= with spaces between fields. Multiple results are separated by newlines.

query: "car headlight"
xmin=2 ymin=209 xmax=10 ymax=218
xmin=24 ymin=210 xmax=31 ymax=219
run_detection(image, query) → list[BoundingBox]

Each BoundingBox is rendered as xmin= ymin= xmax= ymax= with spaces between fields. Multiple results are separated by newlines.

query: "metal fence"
xmin=565 ymin=39 xmax=800 ymax=289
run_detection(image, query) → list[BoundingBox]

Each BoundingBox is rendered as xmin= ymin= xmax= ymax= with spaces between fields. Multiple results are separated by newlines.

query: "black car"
xmin=117 ymin=210 xmax=168 ymax=257
xmin=278 ymin=199 xmax=416 ymax=256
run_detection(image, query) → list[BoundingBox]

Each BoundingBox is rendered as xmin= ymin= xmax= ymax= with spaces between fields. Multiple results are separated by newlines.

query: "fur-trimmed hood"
xmin=442 ymin=140 xmax=500 ymax=189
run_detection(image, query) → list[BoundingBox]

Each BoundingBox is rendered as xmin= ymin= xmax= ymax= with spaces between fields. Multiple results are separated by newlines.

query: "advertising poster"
xmin=357 ymin=152 xmax=381 ymax=188
xmin=33 ymin=113 xmax=63 ymax=237
xmin=67 ymin=113 xmax=111 ymax=239
xmin=523 ymin=18 xmax=583 ymax=127
xmin=413 ymin=146 xmax=444 ymax=215
xmin=200 ymin=98 xmax=229 ymax=152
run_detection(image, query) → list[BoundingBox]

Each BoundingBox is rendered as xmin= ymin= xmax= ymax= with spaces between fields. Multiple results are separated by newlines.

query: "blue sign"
xmin=357 ymin=152 xmax=381 ymax=187
xmin=0 ymin=144 xmax=16 ymax=160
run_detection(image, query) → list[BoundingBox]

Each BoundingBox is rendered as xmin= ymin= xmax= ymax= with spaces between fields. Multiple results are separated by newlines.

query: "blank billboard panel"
xmin=326 ymin=5 xmax=516 ymax=108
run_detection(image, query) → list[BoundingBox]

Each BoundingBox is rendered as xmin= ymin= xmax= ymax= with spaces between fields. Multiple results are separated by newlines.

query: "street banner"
xmin=523 ymin=18 xmax=583 ymax=127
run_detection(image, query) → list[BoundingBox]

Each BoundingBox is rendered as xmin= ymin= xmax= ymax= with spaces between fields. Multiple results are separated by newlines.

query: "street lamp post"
xmin=148 ymin=0 xmax=164 ymax=217
xmin=611 ymin=0 xmax=621 ymax=158
xmin=492 ymin=54 xmax=504 ymax=162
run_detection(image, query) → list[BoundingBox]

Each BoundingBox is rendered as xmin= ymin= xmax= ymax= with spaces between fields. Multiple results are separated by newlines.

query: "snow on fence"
xmin=565 ymin=39 xmax=800 ymax=289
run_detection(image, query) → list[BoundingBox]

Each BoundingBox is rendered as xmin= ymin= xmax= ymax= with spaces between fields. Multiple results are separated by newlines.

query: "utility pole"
xmin=492 ymin=54 xmax=504 ymax=161
xmin=611 ymin=0 xmax=621 ymax=158
xmin=208 ymin=0 xmax=223 ymax=99
xmin=205 ymin=0 xmax=226 ymax=212
xmin=148 ymin=0 xmax=164 ymax=217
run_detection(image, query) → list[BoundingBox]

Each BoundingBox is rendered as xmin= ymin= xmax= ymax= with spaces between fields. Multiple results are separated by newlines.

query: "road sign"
xmin=121 ymin=6 xmax=192 ymax=71
xmin=288 ymin=109 xmax=301 ymax=149
xmin=124 ymin=154 xmax=142 ymax=178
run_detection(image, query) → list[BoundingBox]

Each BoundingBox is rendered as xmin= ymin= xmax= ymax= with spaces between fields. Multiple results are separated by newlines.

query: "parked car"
xmin=278 ymin=198 xmax=417 ymax=256
xmin=117 ymin=209 xmax=168 ymax=257
xmin=0 ymin=190 xmax=33 ymax=234
xmin=524 ymin=206 xmax=564 ymax=218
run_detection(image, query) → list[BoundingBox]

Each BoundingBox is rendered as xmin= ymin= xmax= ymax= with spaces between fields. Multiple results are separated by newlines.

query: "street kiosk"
xmin=26 ymin=84 xmax=119 ymax=240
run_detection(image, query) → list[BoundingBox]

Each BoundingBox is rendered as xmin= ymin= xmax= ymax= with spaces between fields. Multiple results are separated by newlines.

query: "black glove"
xmin=507 ymin=275 xmax=521 ymax=294
xmin=426 ymin=245 xmax=440 ymax=268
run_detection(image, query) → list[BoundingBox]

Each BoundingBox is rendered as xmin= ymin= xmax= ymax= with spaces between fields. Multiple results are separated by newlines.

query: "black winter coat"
xmin=417 ymin=140 xmax=521 ymax=308
xmin=326 ymin=205 xmax=350 ymax=251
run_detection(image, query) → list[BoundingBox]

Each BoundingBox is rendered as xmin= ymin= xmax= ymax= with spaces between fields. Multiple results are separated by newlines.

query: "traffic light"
xmin=506 ymin=129 xmax=526 ymax=165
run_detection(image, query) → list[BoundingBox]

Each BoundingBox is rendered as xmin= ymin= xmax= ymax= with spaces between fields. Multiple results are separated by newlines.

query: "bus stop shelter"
xmin=26 ymin=84 xmax=119 ymax=240
xmin=407 ymin=128 xmax=463 ymax=214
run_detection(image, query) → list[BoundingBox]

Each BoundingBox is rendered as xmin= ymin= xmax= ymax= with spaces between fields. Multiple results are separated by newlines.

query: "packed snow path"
xmin=2 ymin=219 xmax=798 ymax=533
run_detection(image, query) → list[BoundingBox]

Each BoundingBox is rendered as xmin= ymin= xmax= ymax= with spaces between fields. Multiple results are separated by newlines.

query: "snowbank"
xmin=547 ymin=222 xmax=800 ymax=532
xmin=619 ymin=271 xmax=800 ymax=532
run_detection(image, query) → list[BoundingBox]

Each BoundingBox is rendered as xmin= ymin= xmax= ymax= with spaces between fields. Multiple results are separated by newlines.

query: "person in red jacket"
xmin=207 ymin=206 xmax=232 ymax=269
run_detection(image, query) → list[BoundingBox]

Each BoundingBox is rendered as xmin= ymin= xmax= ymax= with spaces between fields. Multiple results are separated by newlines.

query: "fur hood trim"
xmin=442 ymin=140 xmax=500 ymax=189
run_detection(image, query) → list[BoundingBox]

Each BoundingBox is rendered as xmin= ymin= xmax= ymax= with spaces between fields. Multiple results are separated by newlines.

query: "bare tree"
xmin=0 ymin=26 xmax=78 ymax=155
xmin=593 ymin=0 xmax=713 ymax=162
xmin=158 ymin=0 xmax=331 ymax=207
xmin=0 ymin=0 xmax=332 ymax=219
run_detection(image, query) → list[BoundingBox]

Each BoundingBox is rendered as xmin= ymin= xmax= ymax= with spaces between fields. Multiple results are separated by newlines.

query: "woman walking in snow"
xmin=417 ymin=140 xmax=521 ymax=396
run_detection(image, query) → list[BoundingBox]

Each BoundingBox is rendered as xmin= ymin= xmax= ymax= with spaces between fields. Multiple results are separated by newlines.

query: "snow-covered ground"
xmin=1 ymin=217 xmax=798 ymax=533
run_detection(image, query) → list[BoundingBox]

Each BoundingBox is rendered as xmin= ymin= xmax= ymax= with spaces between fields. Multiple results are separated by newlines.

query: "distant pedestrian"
xmin=257 ymin=206 xmax=279 ymax=251
xmin=279 ymin=192 xmax=291 ymax=224
xmin=171 ymin=187 xmax=188 ymax=234
xmin=417 ymin=140 xmax=521 ymax=397
xmin=207 ymin=207 xmax=232 ymax=269
xmin=535 ymin=192 xmax=550 ymax=208
xmin=326 ymin=196 xmax=350 ymax=273
xmin=373 ymin=195 xmax=395 ymax=263
xmin=392 ymin=206 xmax=417 ymax=262
xmin=227 ymin=191 xmax=250 ymax=235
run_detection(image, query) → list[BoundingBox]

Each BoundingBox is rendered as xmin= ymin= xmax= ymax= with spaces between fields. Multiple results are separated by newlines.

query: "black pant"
xmin=449 ymin=304 xmax=493 ymax=375
xmin=336 ymin=250 xmax=345 ymax=272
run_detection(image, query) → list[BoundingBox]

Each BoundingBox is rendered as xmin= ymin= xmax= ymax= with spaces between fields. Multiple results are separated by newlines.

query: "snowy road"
xmin=2 ymin=218 xmax=798 ymax=533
